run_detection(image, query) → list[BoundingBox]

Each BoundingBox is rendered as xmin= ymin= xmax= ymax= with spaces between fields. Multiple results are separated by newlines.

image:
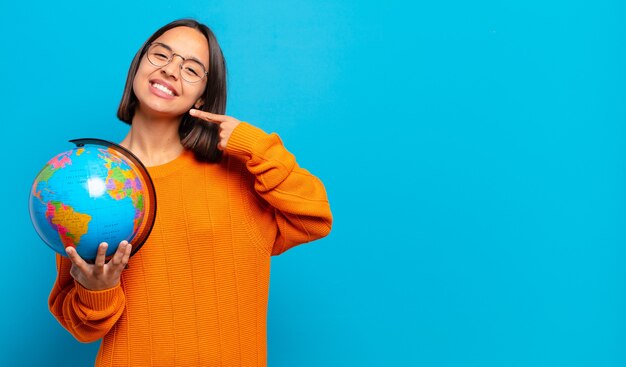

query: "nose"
xmin=160 ymin=55 xmax=184 ymax=79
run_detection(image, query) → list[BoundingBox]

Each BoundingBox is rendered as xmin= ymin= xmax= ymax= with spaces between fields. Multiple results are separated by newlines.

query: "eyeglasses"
xmin=146 ymin=42 xmax=208 ymax=83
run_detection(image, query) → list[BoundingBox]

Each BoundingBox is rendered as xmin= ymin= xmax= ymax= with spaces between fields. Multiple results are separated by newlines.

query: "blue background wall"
xmin=1 ymin=0 xmax=625 ymax=366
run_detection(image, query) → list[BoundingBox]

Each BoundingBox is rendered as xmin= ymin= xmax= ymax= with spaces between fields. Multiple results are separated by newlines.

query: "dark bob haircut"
xmin=117 ymin=19 xmax=227 ymax=162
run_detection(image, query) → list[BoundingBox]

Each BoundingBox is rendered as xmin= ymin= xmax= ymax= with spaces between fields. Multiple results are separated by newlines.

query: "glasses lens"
xmin=147 ymin=44 xmax=172 ymax=67
xmin=181 ymin=60 xmax=206 ymax=83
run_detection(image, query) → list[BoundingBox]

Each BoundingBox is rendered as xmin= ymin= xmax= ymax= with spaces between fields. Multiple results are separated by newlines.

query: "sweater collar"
xmin=146 ymin=149 xmax=196 ymax=179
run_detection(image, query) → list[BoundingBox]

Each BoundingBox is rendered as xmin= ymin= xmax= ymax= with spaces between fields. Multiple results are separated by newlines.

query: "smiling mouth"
xmin=150 ymin=81 xmax=177 ymax=96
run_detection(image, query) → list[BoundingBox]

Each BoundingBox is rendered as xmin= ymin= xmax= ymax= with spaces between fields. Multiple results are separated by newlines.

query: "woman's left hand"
xmin=189 ymin=109 xmax=241 ymax=150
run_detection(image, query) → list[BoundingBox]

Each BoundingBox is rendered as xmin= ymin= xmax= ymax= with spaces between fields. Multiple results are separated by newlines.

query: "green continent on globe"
xmin=46 ymin=201 xmax=92 ymax=248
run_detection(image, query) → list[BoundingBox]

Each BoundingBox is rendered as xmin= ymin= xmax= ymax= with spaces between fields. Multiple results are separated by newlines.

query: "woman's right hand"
xmin=65 ymin=241 xmax=132 ymax=291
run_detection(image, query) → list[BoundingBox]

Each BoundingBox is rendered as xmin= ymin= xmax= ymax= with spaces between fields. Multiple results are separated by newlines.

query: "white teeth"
xmin=152 ymin=82 xmax=175 ymax=96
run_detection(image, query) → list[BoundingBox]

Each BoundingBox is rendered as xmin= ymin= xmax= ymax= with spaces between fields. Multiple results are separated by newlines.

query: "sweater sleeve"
xmin=224 ymin=122 xmax=333 ymax=255
xmin=48 ymin=254 xmax=126 ymax=342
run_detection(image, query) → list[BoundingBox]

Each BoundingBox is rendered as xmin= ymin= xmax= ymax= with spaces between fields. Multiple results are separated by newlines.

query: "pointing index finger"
xmin=189 ymin=109 xmax=228 ymax=123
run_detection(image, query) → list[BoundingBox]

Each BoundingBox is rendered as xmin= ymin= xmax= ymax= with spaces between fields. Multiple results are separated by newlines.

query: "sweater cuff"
xmin=225 ymin=122 xmax=270 ymax=158
xmin=75 ymin=282 xmax=124 ymax=311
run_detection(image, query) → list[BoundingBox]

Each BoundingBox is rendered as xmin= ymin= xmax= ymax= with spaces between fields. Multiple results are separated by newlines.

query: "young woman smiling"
xmin=49 ymin=18 xmax=332 ymax=367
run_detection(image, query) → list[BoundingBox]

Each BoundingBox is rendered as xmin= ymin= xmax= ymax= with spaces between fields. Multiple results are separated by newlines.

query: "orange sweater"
xmin=49 ymin=122 xmax=332 ymax=366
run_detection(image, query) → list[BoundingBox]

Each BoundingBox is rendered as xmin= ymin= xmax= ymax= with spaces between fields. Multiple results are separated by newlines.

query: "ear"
xmin=194 ymin=99 xmax=204 ymax=109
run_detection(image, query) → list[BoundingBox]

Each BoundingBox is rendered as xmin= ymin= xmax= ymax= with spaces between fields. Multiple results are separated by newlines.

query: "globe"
xmin=29 ymin=138 xmax=156 ymax=260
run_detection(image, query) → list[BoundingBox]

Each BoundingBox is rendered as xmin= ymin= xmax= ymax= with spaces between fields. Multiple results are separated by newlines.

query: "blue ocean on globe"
xmin=29 ymin=140 xmax=156 ymax=260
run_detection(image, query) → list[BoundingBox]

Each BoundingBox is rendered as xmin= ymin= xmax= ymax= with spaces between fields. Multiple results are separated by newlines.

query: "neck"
xmin=120 ymin=108 xmax=185 ymax=167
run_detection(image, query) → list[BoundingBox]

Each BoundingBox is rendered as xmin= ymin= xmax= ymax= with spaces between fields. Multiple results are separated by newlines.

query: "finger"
xmin=189 ymin=109 xmax=229 ymax=123
xmin=110 ymin=241 xmax=130 ymax=268
xmin=121 ymin=243 xmax=132 ymax=266
xmin=65 ymin=246 xmax=89 ymax=273
xmin=113 ymin=242 xmax=132 ymax=274
xmin=93 ymin=243 xmax=108 ymax=275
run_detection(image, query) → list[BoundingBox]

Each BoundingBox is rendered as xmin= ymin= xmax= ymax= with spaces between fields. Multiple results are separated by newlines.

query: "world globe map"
xmin=29 ymin=139 xmax=156 ymax=260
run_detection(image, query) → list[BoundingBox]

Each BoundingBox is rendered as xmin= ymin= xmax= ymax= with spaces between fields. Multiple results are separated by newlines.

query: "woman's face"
xmin=132 ymin=26 xmax=209 ymax=119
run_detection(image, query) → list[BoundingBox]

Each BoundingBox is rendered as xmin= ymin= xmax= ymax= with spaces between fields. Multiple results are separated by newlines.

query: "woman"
xmin=49 ymin=18 xmax=332 ymax=366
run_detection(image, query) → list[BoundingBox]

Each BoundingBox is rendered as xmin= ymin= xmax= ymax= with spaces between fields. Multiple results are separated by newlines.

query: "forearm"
xmin=226 ymin=122 xmax=333 ymax=253
xmin=49 ymin=255 xmax=126 ymax=342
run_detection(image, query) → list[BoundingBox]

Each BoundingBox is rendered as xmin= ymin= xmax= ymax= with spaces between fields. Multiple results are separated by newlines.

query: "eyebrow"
xmin=152 ymin=42 xmax=208 ymax=67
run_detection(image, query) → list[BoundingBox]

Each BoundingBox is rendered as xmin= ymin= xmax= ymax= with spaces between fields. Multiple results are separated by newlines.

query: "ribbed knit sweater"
xmin=49 ymin=122 xmax=333 ymax=366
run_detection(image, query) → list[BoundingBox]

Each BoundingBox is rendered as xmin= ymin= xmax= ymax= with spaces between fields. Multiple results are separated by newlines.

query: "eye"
xmin=182 ymin=61 xmax=205 ymax=77
xmin=183 ymin=66 xmax=200 ymax=77
xmin=148 ymin=44 xmax=172 ymax=62
xmin=152 ymin=52 xmax=169 ymax=60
